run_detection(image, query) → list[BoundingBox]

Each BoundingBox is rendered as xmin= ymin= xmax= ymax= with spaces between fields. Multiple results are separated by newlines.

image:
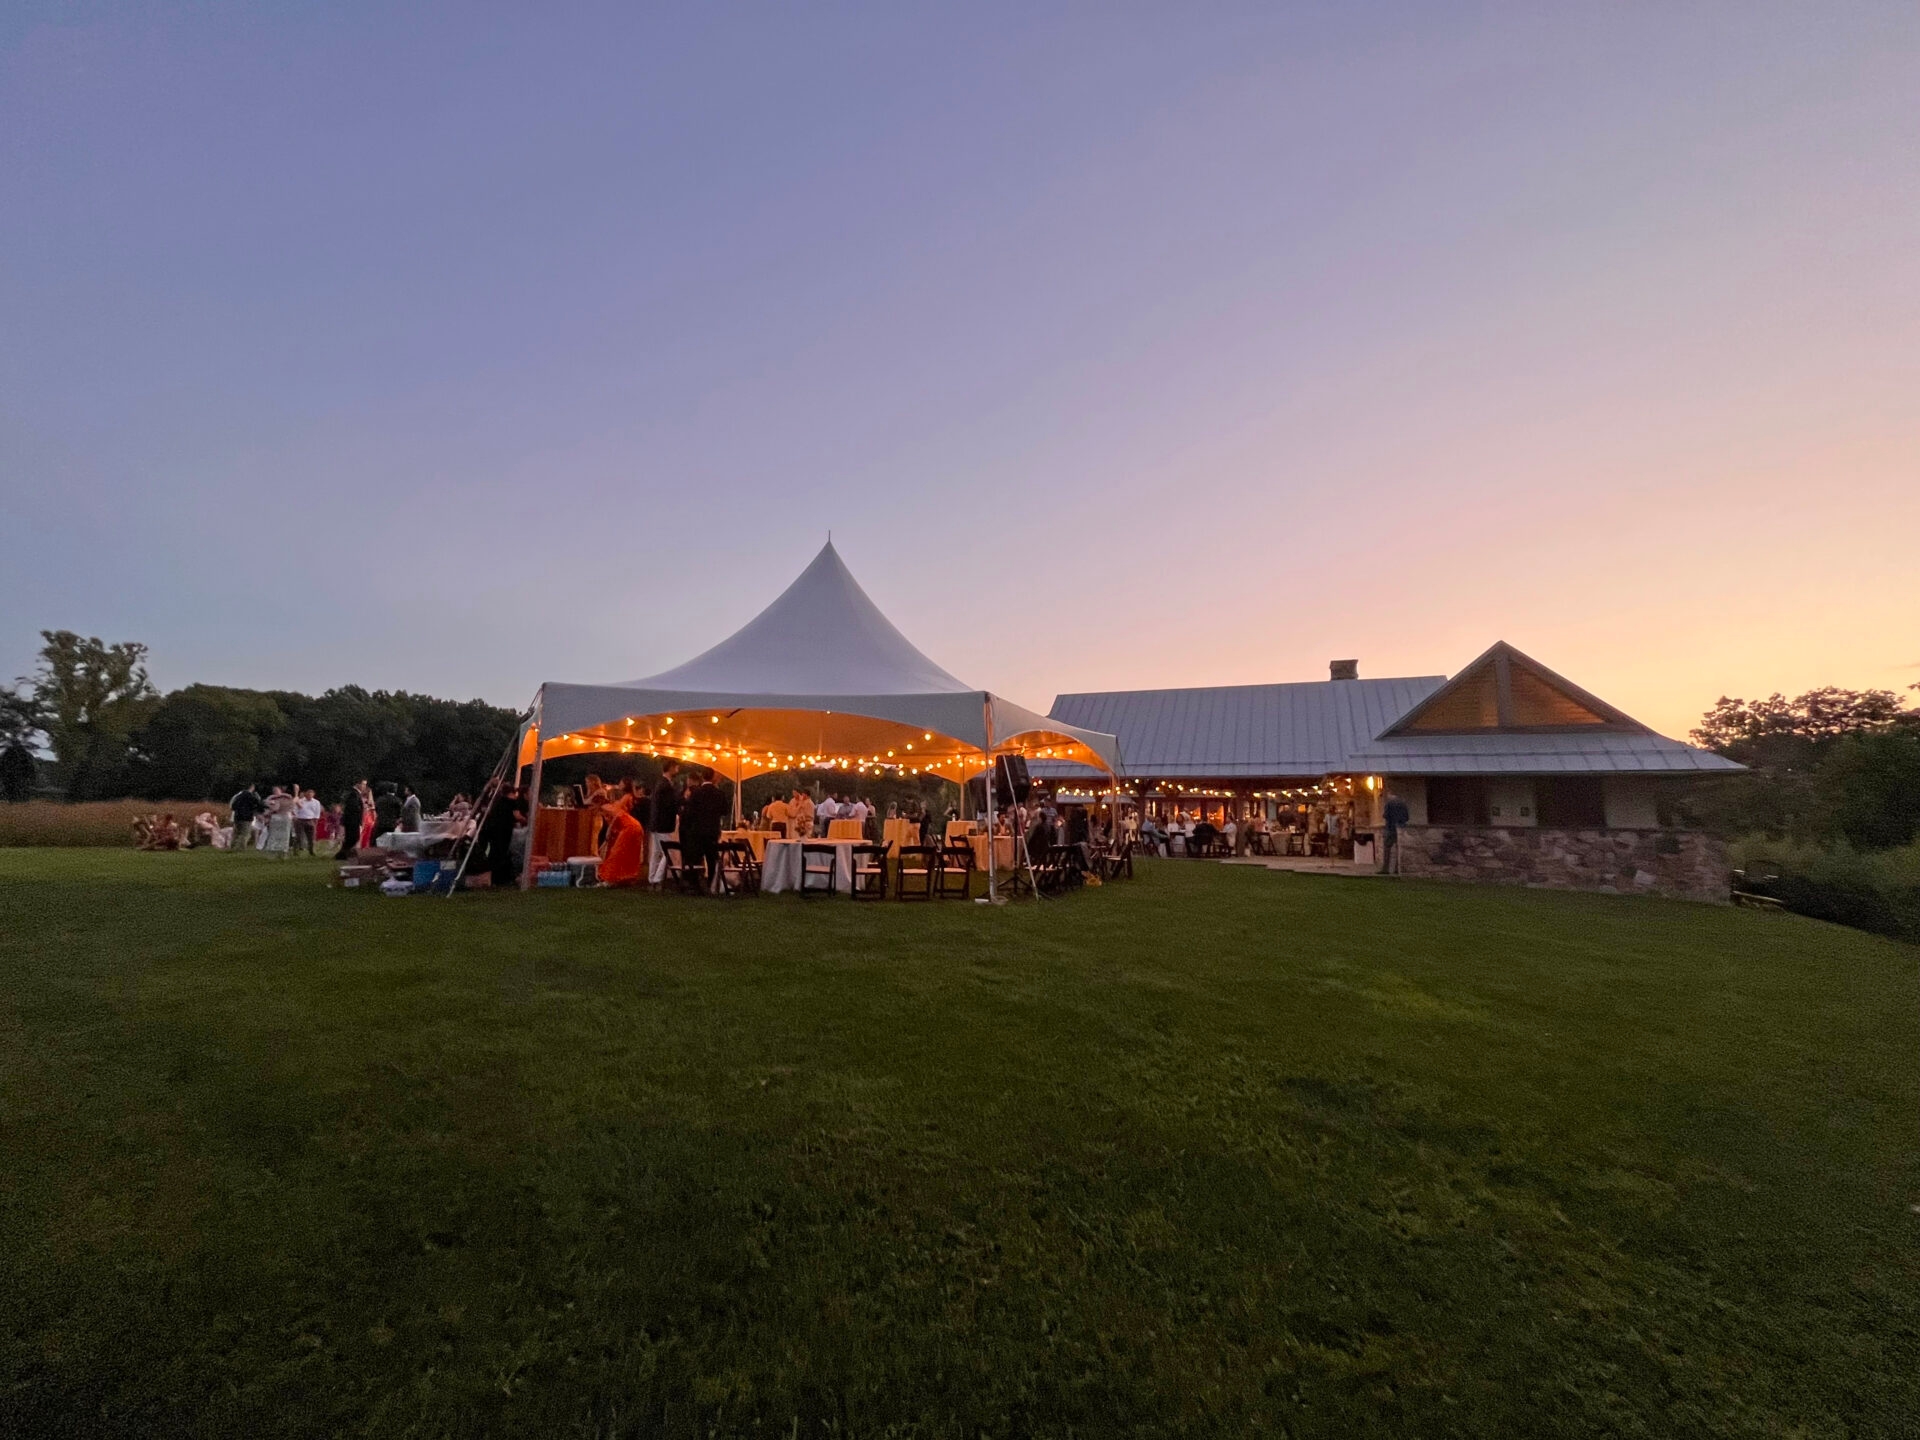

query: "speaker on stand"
xmin=992 ymin=756 xmax=1043 ymax=898
xmin=993 ymin=755 xmax=1032 ymax=808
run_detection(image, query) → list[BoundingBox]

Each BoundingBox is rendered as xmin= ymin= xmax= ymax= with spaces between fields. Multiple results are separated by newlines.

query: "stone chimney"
xmin=1329 ymin=659 xmax=1358 ymax=681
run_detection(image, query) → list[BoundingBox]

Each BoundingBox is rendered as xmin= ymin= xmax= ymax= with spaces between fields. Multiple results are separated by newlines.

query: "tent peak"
xmin=622 ymin=542 xmax=976 ymax=696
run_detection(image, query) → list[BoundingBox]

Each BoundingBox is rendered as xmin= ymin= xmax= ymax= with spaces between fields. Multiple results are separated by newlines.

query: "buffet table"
xmin=374 ymin=816 xmax=471 ymax=858
xmin=533 ymin=807 xmax=597 ymax=864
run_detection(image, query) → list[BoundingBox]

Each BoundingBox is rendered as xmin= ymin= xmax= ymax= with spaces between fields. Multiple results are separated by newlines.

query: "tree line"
xmin=2 ymin=631 xmax=522 ymax=809
xmin=1685 ymin=684 xmax=1920 ymax=850
xmin=6 ymin=629 xmax=1917 ymax=847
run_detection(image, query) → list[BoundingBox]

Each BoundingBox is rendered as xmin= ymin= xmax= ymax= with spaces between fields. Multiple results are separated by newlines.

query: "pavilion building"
xmin=1033 ymin=643 xmax=1741 ymax=902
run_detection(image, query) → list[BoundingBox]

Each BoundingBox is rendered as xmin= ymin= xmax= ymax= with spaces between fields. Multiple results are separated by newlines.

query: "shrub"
xmin=1730 ymin=835 xmax=1920 ymax=944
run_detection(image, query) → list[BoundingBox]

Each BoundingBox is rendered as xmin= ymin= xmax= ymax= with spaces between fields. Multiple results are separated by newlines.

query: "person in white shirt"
xmin=815 ymin=793 xmax=840 ymax=837
xmin=293 ymin=789 xmax=323 ymax=855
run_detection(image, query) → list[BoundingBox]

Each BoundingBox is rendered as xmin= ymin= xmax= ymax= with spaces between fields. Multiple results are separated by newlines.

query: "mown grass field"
xmin=1 ymin=850 xmax=1913 ymax=1437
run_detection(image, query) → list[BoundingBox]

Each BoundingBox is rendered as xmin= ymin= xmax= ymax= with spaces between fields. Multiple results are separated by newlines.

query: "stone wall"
xmin=1395 ymin=825 xmax=1730 ymax=903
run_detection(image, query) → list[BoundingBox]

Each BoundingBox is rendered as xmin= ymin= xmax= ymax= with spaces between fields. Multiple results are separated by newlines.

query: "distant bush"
xmin=1730 ymin=836 xmax=1920 ymax=945
xmin=0 ymin=799 xmax=224 ymax=848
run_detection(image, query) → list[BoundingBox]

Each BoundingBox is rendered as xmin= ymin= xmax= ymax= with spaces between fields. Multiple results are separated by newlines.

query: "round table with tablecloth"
xmin=759 ymin=838 xmax=867 ymax=894
xmin=968 ymin=833 xmax=1017 ymax=872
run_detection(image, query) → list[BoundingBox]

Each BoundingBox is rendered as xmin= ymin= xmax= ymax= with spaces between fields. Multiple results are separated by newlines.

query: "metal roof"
xmin=1037 ymin=670 xmax=1741 ymax=779
xmin=1345 ymin=731 xmax=1743 ymax=775
xmin=1041 ymin=676 xmax=1446 ymax=778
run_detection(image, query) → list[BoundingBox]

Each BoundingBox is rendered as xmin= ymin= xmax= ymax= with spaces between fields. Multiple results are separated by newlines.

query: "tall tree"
xmin=28 ymin=631 xmax=159 ymax=799
xmin=0 ymin=683 xmax=39 ymax=801
xmin=1692 ymin=687 xmax=1911 ymax=763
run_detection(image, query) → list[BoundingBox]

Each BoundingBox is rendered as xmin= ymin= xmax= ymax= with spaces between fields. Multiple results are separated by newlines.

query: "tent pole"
xmin=519 ymin=686 xmax=546 ymax=891
xmin=984 ymin=748 xmax=996 ymax=904
xmin=984 ymin=699 xmax=998 ymax=904
xmin=731 ymin=753 xmax=743 ymax=827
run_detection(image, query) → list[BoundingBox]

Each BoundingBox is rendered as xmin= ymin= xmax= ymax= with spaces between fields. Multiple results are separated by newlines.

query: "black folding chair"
xmin=798 ymin=843 xmax=839 ymax=898
xmin=657 ymin=839 xmax=704 ymax=894
xmin=936 ymin=843 xmax=975 ymax=899
xmin=1029 ymin=840 xmax=1059 ymax=898
xmin=715 ymin=839 xmax=761 ymax=896
xmin=1037 ymin=845 xmax=1084 ymax=894
xmin=849 ymin=843 xmax=888 ymax=901
xmin=895 ymin=845 xmax=938 ymax=900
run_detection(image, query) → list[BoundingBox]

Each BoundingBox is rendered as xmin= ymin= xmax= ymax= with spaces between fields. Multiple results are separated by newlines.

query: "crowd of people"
xmin=565 ymin=765 xmax=938 ymax=889
xmin=174 ymin=763 xmax=1280 ymax=887
xmin=752 ymin=787 xmax=938 ymax=842
xmin=1128 ymin=792 xmax=1410 ymax=872
xmin=553 ymin=765 xmax=968 ymax=891
xmin=215 ymin=779 xmax=441 ymax=858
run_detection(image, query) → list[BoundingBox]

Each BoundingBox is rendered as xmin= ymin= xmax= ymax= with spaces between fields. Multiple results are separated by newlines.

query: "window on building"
xmin=1425 ymin=777 xmax=1488 ymax=826
xmin=1535 ymin=776 xmax=1606 ymax=828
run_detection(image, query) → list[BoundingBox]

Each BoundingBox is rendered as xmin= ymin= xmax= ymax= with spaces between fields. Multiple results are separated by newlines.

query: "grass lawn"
xmin=1 ymin=852 xmax=1914 ymax=1437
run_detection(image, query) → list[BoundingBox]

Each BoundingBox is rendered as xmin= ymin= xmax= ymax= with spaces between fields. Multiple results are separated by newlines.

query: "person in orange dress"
xmin=597 ymin=795 xmax=646 ymax=887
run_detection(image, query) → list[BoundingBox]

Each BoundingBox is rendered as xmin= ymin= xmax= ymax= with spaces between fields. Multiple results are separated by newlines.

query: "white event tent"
xmin=517 ymin=542 xmax=1120 ymax=885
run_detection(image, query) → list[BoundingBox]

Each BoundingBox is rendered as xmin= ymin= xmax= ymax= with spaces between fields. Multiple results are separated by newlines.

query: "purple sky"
xmin=4 ymin=3 xmax=1916 ymax=737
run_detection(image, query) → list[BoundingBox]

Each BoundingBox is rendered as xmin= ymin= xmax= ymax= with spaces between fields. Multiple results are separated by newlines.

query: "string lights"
xmin=536 ymin=720 xmax=1093 ymax=782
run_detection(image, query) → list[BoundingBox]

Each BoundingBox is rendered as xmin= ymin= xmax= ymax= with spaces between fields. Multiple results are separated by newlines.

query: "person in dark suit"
xmin=1065 ymin=803 xmax=1092 ymax=872
xmin=477 ymin=785 xmax=525 ymax=889
xmin=337 ymin=783 xmax=365 ymax=861
xmin=373 ymin=784 xmax=403 ymax=841
xmin=648 ymin=760 xmax=682 ymax=838
xmin=679 ymin=768 xmax=730 ymax=888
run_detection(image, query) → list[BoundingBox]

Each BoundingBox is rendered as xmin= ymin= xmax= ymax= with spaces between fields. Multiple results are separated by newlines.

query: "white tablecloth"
xmin=375 ymin=816 xmax=471 ymax=857
xmin=648 ymin=831 xmax=676 ymax=884
xmin=760 ymin=838 xmax=864 ymax=894
xmin=375 ymin=830 xmax=456 ymax=857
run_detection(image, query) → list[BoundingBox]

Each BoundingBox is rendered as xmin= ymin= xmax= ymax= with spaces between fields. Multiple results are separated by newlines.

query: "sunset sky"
xmin=3 ymin=3 xmax=1915 ymax=739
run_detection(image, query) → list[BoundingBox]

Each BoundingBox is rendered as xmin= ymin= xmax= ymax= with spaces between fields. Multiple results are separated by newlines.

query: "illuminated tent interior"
xmin=518 ymin=542 xmax=1121 ymax=804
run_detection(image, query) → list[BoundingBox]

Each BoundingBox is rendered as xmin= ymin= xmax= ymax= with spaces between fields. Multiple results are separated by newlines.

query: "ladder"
xmin=443 ymin=714 xmax=529 ymax=896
